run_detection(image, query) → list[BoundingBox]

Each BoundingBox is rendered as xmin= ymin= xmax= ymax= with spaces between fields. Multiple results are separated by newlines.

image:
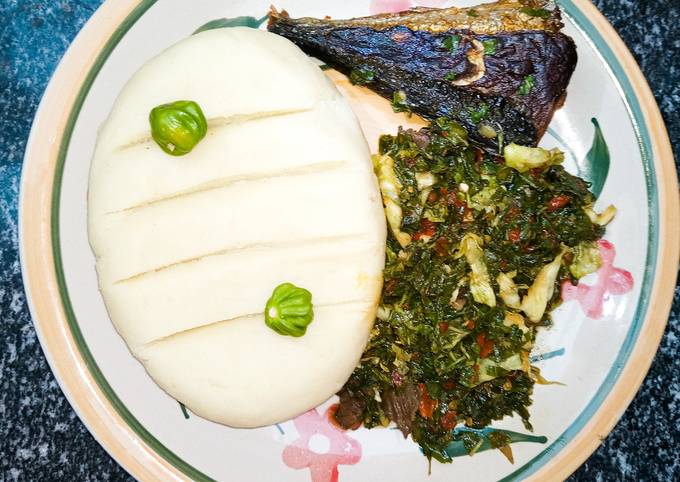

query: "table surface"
xmin=1 ymin=1 xmax=678 ymax=480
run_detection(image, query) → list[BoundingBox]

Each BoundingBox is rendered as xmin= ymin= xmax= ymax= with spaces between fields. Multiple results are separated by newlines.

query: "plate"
xmin=19 ymin=1 xmax=679 ymax=480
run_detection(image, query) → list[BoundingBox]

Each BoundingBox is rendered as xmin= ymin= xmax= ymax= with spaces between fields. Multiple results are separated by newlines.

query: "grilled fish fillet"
xmin=268 ymin=0 xmax=577 ymax=152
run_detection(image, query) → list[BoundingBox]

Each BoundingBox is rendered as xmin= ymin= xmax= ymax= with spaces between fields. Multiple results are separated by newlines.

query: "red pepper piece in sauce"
xmin=440 ymin=410 xmax=458 ymax=431
xmin=474 ymin=148 xmax=484 ymax=166
xmin=383 ymin=278 xmax=398 ymax=295
xmin=547 ymin=194 xmax=571 ymax=211
xmin=417 ymin=383 xmax=437 ymax=419
xmin=412 ymin=219 xmax=437 ymax=241
xmin=442 ymin=379 xmax=456 ymax=391
xmin=505 ymin=206 xmax=520 ymax=221
xmin=476 ymin=333 xmax=494 ymax=358
xmin=530 ymin=167 xmax=544 ymax=178
xmin=434 ymin=237 xmax=449 ymax=257
xmin=446 ymin=190 xmax=459 ymax=206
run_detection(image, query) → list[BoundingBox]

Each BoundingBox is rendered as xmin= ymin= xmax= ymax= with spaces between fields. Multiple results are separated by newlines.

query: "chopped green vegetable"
xmin=503 ymin=143 xmax=564 ymax=172
xmin=444 ymin=71 xmax=458 ymax=81
xmin=470 ymin=103 xmax=489 ymax=124
xmin=482 ymin=39 xmax=498 ymax=55
xmin=415 ymin=172 xmax=437 ymax=190
xmin=391 ymin=90 xmax=409 ymax=113
xmin=521 ymin=248 xmax=567 ymax=322
xmin=434 ymin=117 xmax=469 ymax=146
xmin=468 ymin=179 xmax=498 ymax=211
xmin=468 ymin=9 xmax=479 ymax=17
xmin=570 ymin=241 xmax=602 ymax=279
xmin=520 ymin=7 xmax=552 ymax=19
xmin=149 ymin=100 xmax=208 ymax=156
xmin=518 ymin=74 xmax=535 ymax=96
xmin=477 ymin=354 xmax=523 ymax=384
xmin=457 ymin=233 xmax=496 ymax=307
xmin=443 ymin=34 xmax=461 ymax=54
xmin=349 ymin=66 xmax=375 ymax=85
xmin=264 ymin=283 xmax=314 ymax=337
xmin=504 ymin=312 xmax=529 ymax=334
xmin=336 ymin=119 xmax=610 ymax=463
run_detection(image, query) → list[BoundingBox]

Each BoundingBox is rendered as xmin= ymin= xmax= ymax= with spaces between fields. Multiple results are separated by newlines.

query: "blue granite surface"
xmin=0 ymin=1 xmax=678 ymax=480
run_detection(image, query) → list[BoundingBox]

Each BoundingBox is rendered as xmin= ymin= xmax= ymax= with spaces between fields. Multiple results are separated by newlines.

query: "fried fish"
xmin=268 ymin=0 xmax=577 ymax=152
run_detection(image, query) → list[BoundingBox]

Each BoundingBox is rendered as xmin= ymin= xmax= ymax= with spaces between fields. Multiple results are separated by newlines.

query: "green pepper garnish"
xmin=264 ymin=283 xmax=314 ymax=337
xmin=149 ymin=100 xmax=208 ymax=156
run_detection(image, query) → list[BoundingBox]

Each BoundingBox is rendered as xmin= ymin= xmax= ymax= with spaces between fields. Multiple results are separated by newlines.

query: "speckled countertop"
xmin=0 ymin=1 xmax=678 ymax=481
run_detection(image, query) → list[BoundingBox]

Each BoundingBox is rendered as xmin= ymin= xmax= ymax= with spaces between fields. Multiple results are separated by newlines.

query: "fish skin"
xmin=270 ymin=0 xmax=564 ymax=35
xmin=268 ymin=1 xmax=577 ymax=152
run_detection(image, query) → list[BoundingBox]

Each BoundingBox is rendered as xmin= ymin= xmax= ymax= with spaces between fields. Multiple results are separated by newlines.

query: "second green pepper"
xmin=264 ymin=283 xmax=314 ymax=337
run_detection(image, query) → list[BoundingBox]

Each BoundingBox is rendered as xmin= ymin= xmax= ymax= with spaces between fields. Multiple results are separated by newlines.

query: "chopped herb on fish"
xmin=349 ymin=66 xmax=375 ymax=85
xmin=520 ymin=7 xmax=552 ymax=19
xmin=443 ymin=34 xmax=461 ymax=53
xmin=518 ymin=74 xmax=535 ymax=95
xmin=470 ymin=103 xmax=490 ymax=124
xmin=482 ymin=38 xmax=498 ymax=55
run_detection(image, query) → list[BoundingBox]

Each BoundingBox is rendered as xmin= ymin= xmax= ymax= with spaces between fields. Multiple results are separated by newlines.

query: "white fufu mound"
xmin=88 ymin=27 xmax=386 ymax=427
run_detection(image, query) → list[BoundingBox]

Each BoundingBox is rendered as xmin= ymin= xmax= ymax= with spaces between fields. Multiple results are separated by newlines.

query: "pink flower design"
xmin=561 ymin=240 xmax=634 ymax=318
xmin=370 ymin=0 xmax=448 ymax=15
xmin=282 ymin=407 xmax=362 ymax=482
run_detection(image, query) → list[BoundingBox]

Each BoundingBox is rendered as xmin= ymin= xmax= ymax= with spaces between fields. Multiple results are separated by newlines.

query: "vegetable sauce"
xmin=334 ymin=118 xmax=613 ymax=462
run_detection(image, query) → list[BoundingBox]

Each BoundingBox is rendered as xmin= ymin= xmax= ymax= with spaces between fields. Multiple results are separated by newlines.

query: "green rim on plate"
xmin=48 ymin=1 xmax=660 ymax=480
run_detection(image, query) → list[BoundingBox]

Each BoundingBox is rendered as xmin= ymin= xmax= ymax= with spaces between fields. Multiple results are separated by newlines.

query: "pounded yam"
xmin=95 ymin=28 xmax=339 ymax=152
xmin=88 ymin=27 xmax=386 ymax=427
xmin=103 ymin=238 xmax=383 ymax=348
xmin=139 ymin=303 xmax=378 ymax=427
xmin=89 ymin=100 xmax=370 ymax=216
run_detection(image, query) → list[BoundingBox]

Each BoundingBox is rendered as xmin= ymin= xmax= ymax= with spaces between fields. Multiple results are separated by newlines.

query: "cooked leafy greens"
xmin=335 ymin=118 xmax=611 ymax=463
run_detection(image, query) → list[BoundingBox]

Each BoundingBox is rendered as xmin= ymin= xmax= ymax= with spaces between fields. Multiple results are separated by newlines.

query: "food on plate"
xmin=264 ymin=282 xmax=315 ymax=337
xmin=333 ymin=119 xmax=615 ymax=462
xmin=149 ymin=100 xmax=208 ymax=156
xmin=88 ymin=27 xmax=386 ymax=427
xmin=268 ymin=0 xmax=577 ymax=152
xmin=265 ymin=2 xmax=609 ymax=460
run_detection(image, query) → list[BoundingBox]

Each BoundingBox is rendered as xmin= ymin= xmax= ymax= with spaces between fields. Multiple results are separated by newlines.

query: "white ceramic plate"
xmin=19 ymin=1 xmax=679 ymax=481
